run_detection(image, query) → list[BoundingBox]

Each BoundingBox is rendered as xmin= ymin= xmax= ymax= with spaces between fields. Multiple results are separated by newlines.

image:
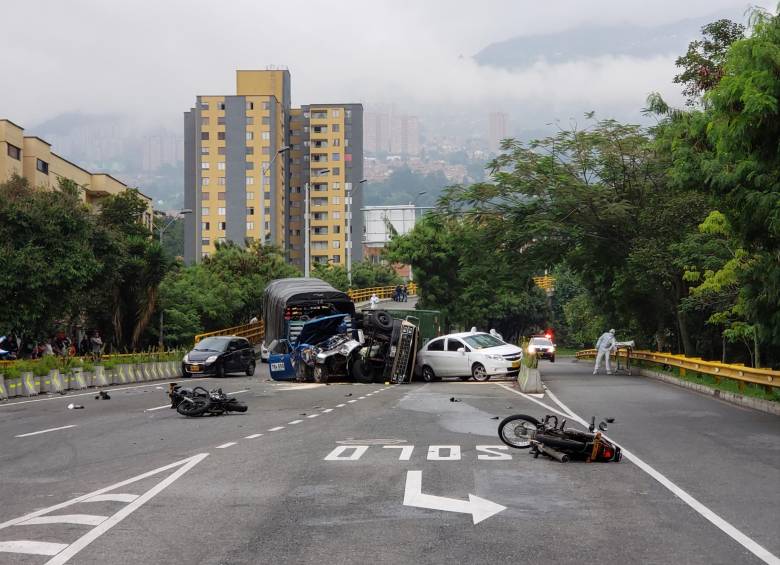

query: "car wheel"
xmin=472 ymin=363 xmax=490 ymax=382
xmin=421 ymin=365 xmax=436 ymax=383
xmin=550 ymin=355 xmax=555 ymax=363
xmin=245 ymin=360 xmax=256 ymax=376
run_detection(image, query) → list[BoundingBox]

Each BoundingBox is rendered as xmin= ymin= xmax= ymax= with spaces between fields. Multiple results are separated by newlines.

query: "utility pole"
xmin=156 ymin=209 xmax=192 ymax=349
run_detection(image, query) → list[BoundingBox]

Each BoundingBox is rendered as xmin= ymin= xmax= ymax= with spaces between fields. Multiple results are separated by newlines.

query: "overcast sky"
xmin=0 ymin=0 xmax=772 ymax=131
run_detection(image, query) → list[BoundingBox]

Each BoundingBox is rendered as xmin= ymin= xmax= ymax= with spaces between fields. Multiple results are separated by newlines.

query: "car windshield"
xmin=193 ymin=337 xmax=229 ymax=352
xmin=462 ymin=334 xmax=505 ymax=349
xmin=530 ymin=338 xmax=553 ymax=346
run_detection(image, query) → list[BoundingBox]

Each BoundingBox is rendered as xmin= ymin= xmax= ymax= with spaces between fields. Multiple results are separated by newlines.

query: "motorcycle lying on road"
xmin=169 ymin=384 xmax=248 ymax=417
xmin=498 ymin=413 xmax=621 ymax=463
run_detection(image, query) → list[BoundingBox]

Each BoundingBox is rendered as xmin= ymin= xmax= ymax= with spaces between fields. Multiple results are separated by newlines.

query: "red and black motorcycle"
xmin=498 ymin=413 xmax=622 ymax=463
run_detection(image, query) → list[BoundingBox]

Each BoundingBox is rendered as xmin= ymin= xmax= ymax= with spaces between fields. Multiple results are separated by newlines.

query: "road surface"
xmin=0 ymin=358 xmax=778 ymax=564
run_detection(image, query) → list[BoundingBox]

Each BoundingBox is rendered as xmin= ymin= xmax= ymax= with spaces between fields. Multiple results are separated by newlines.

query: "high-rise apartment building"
xmin=183 ymin=70 xmax=363 ymax=272
xmin=489 ymin=112 xmax=509 ymax=152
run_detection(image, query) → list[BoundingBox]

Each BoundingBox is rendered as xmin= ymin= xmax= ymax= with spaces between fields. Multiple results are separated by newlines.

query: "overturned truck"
xmin=263 ymin=278 xmax=419 ymax=383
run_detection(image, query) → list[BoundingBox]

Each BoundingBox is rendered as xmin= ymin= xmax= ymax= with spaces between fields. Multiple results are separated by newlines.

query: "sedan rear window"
xmin=462 ymin=334 xmax=504 ymax=349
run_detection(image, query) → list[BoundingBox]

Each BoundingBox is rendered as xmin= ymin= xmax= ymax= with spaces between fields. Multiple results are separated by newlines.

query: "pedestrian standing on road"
xmin=593 ymin=329 xmax=617 ymax=375
xmin=249 ymin=315 xmax=259 ymax=324
xmin=401 ymin=284 xmax=408 ymax=302
xmin=369 ymin=293 xmax=379 ymax=310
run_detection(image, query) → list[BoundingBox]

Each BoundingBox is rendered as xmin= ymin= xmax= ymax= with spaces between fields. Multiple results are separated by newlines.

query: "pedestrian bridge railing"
xmin=194 ymin=321 xmax=265 ymax=345
xmin=576 ymin=349 xmax=780 ymax=392
xmin=348 ymin=282 xmax=417 ymax=304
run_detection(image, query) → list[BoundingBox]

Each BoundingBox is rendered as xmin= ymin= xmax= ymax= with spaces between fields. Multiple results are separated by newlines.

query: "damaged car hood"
xmin=296 ymin=314 xmax=349 ymax=346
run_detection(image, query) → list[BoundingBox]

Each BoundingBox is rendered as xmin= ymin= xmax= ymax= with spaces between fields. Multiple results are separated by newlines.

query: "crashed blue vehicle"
xmin=263 ymin=278 xmax=419 ymax=383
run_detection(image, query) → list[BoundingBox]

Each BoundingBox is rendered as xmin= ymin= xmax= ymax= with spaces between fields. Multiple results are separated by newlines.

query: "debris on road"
xmin=94 ymin=391 xmax=111 ymax=400
xmin=450 ymin=397 xmax=461 ymax=403
xmin=67 ymin=403 xmax=84 ymax=410
xmin=490 ymin=416 xmax=499 ymax=420
xmin=345 ymin=393 xmax=352 ymax=397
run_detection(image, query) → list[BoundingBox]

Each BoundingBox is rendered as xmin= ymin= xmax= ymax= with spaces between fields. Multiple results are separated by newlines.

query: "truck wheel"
xmin=369 ymin=311 xmax=394 ymax=332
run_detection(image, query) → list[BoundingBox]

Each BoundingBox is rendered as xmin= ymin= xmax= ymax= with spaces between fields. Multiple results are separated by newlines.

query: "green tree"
xmin=0 ymin=175 xmax=99 ymax=338
xmin=350 ymin=260 xmax=402 ymax=289
xmin=312 ymin=263 xmax=349 ymax=291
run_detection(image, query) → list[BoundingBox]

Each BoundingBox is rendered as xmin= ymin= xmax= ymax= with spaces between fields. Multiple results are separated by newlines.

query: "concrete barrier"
xmin=93 ymin=366 xmax=109 ymax=387
xmin=125 ymin=364 xmax=137 ymax=383
xmin=517 ymin=364 xmax=543 ymax=393
xmin=170 ymin=361 xmax=179 ymax=378
xmin=6 ymin=377 xmax=21 ymax=398
xmin=21 ymin=371 xmax=39 ymax=397
xmin=71 ymin=367 xmax=88 ymax=390
xmin=0 ymin=374 xmax=7 ymax=400
xmin=47 ymin=369 xmax=64 ymax=394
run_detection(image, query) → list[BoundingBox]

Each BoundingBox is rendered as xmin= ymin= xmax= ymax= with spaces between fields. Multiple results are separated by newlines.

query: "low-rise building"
xmin=0 ymin=118 xmax=153 ymax=228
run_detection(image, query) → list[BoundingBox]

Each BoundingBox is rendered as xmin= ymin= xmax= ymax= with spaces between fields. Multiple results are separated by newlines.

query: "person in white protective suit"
xmin=593 ymin=329 xmax=617 ymax=375
xmin=369 ymin=293 xmax=379 ymax=310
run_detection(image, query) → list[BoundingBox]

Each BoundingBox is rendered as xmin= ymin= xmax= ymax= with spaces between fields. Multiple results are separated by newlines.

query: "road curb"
xmin=640 ymin=368 xmax=780 ymax=416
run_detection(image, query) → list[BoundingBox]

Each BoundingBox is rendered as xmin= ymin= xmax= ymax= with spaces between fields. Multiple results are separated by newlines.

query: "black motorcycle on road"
xmin=169 ymin=384 xmax=248 ymax=417
xmin=498 ymin=413 xmax=621 ymax=463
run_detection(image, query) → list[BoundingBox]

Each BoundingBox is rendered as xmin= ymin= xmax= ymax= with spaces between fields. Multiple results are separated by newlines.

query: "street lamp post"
xmin=347 ymin=179 xmax=367 ymax=286
xmin=262 ymin=146 xmax=290 ymax=245
xmin=305 ymin=168 xmax=330 ymax=277
xmin=156 ymin=209 xmax=192 ymax=349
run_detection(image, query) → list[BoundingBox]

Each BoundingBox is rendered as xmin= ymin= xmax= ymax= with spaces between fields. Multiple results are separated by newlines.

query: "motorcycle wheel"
xmin=225 ymin=400 xmax=248 ymax=413
xmin=498 ymin=414 xmax=540 ymax=449
xmin=176 ymin=396 xmax=212 ymax=417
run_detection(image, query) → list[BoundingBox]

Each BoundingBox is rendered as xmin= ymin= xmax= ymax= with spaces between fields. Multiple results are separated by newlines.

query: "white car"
xmin=416 ymin=332 xmax=523 ymax=382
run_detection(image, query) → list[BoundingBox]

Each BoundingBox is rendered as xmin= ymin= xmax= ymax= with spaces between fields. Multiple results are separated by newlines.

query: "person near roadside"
xmin=369 ymin=293 xmax=379 ymax=310
xmin=90 ymin=330 xmax=104 ymax=361
xmin=401 ymin=284 xmax=408 ymax=302
xmin=593 ymin=329 xmax=617 ymax=375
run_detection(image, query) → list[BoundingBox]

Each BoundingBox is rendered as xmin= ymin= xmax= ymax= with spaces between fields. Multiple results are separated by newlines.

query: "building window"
xmin=218 ymin=192 xmax=226 ymax=200
xmin=246 ymin=116 xmax=254 ymax=125
xmin=333 ymin=225 xmax=341 ymax=234
xmin=201 ymin=162 xmax=210 ymax=169
xmin=246 ymin=162 xmax=254 ymax=170
xmin=332 ymin=138 xmax=340 ymax=147
xmin=217 ymin=161 xmax=226 ymax=170
xmin=262 ymin=117 xmax=270 ymax=125
xmin=202 ymin=207 xmax=210 ymax=216
xmin=202 ymin=222 xmax=210 ymax=231
xmin=218 ymin=177 xmax=225 ymax=185
xmin=201 ymin=177 xmax=210 ymax=186
xmin=263 ymin=101 xmax=270 ymax=110
xmin=201 ymin=132 xmax=209 ymax=140
xmin=332 ymin=109 xmax=340 ymax=117
xmin=333 ymin=182 xmax=341 ymax=189
xmin=201 ymin=192 xmax=210 ymax=200
xmin=218 ymin=102 xmax=226 ymax=110
xmin=262 ymin=146 xmax=270 ymax=154
xmin=262 ymin=176 xmax=270 ymax=186
xmin=246 ymin=101 xmax=254 ymax=110
xmin=217 ymin=207 xmax=226 ymax=216
xmin=201 ymin=146 xmax=209 ymax=155
xmin=246 ymin=132 xmax=254 ymax=141
xmin=332 ymin=254 xmax=341 ymax=263
xmin=332 ymin=124 xmax=340 ymax=132
xmin=247 ymin=206 xmax=255 ymax=215
xmin=246 ymin=177 xmax=254 ymax=185
xmin=261 ymin=132 xmax=270 ymax=140
xmin=247 ymin=192 xmax=255 ymax=201
xmin=332 ymin=153 xmax=341 ymax=161
xmin=218 ymin=132 xmax=226 ymax=141
xmin=332 ymin=167 xmax=340 ymax=175
xmin=246 ymin=146 xmax=254 ymax=155
xmin=333 ymin=211 xmax=341 ymax=219
xmin=264 ymin=207 xmax=271 ymax=214
xmin=246 ymin=222 xmax=255 ymax=231
xmin=333 ymin=240 xmax=340 ymax=249
xmin=202 ymin=237 xmax=210 ymax=245
xmin=219 ymin=222 xmax=226 ymax=230
xmin=201 ymin=102 xmax=209 ymax=110
xmin=331 ymin=196 xmax=340 ymax=204
xmin=34 ymin=158 xmax=49 ymax=174
xmin=217 ymin=146 xmax=226 ymax=155
xmin=201 ymin=117 xmax=209 ymax=126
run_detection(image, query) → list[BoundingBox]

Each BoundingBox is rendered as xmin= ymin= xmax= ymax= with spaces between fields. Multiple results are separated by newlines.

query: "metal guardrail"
xmin=348 ymin=282 xmax=417 ymax=304
xmin=576 ymin=348 xmax=780 ymax=391
xmin=194 ymin=321 xmax=264 ymax=345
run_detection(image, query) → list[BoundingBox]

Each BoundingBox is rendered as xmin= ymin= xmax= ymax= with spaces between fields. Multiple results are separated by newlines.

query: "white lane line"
xmin=245 ymin=433 xmax=263 ymax=439
xmin=216 ymin=442 xmax=236 ymax=449
xmin=268 ymin=426 xmax=284 ymax=431
xmin=496 ymin=384 xmax=780 ymax=565
xmin=43 ymin=453 xmax=208 ymax=565
xmin=84 ymin=494 xmax=138 ymax=503
xmin=358 ymin=396 xmax=366 ymax=399
xmin=0 ymin=453 xmax=208 ymax=530
xmin=306 ymin=414 xmax=319 ymax=418
xmin=288 ymin=420 xmax=303 ymax=425
xmin=321 ymin=408 xmax=333 ymax=413
xmin=336 ymin=403 xmax=346 ymax=407
xmin=348 ymin=399 xmax=357 ymax=403
xmin=144 ymin=404 xmax=171 ymax=412
xmin=226 ymin=389 xmax=249 ymax=395
xmin=21 ymin=514 xmax=106 ymax=526
xmin=0 ymin=541 xmax=68 ymax=556
xmin=0 ymin=379 xmax=207 ymax=408
xmin=15 ymin=425 xmax=76 ymax=438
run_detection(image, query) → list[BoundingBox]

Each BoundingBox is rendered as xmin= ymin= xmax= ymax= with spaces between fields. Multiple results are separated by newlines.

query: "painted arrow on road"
xmin=402 ymin=470 xmax=506 ymax=525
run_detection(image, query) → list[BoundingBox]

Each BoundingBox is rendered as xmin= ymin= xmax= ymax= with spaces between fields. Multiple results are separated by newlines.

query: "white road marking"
xmin=227 ymin=389 xmax=249 ymax=395
xmin=358 ymin=396 xmax=366 ymax=399
xmin=288 ymin=420 xmax=303 ymax=425
xmin=144 ymin=404 xmax=171 ymax=412
xmin=216 ymin=442 xmax=237 ymax=449
xmin=321 ymin=408 xmax=333 ymax=413
xmin=0 ymin=541 xmax=68 ymax=556
xmin=84 ymin=494 xmax=138 ymax=503
xmin=306 ymin=414 xmax=319 ymax=418
xmin=383 ymin=445 xmax=414 ymax=460
xmin=15 ymin=425 xmax=76 ymax=438
xmin=268 ymin=426 xmax=284 ymax=431
xmin=348 ymin=399 xmax=357 ymax=403
xmin=427 ymin=445 xmax=461 ymax=461
xmin=245 ymin=433 xmax=263 ymax=439
xmin=324 ymin=445 xmax=370 ymax=461
xmin=21 ymin=514 xmax=106 ymax=526
xmin=403 ymin=470 xmax=505 ymax=525
xmin=497 ymin=383 xmax=780 ymax=565
xmin=0 ymin=379 xmax=206 ymax=408
xmin=336 ymin=403 xmax=346 ymax=407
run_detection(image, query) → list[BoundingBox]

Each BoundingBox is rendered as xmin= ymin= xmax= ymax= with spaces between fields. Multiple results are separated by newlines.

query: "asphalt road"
xmin=0 ymin=358 xmax=778 ymax=564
